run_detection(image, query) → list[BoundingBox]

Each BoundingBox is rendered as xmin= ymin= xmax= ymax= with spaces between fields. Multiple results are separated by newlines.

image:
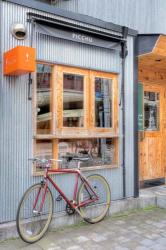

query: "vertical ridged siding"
xmin=0 ymin=1 xmax=134 ymax=223
xmin=57 ymin=0 xmax=166 ymax=34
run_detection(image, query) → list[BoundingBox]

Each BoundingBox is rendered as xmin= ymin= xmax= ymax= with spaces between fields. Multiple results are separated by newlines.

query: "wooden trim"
xmin=89 ymin=70 xmax=118 ymax=133
xmin=57 ymin=65 xmax=89 ymax=130
xmin=32 ymin=71 xmax=37 ymax=137
xmin=53 ymin=139 xmax=58 ymax=169
xmin=113 ymin=75 xmax=119 ymax=133
xmin=52 ymin=65 xmax=57 ymax=134
xmin=35 ymin=62 xmax=53 ymax=135
xmin=56 ymin=66 xmax=63 ymax=129
xmin=32 ymin=164 xmax=119 ymax=176
xmin=112 ymin=138 xmax=119 ymax=165
xmin=35 ymin=133 xmax=119 ymax=139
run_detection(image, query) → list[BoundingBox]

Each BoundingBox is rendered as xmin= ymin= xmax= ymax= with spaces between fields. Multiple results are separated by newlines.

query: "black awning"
xmin=35 ymin=22 xmax=121 ymax=51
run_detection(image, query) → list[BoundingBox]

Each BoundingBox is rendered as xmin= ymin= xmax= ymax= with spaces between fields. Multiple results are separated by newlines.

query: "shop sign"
xmin=4 ymin=46 xmax=36 ymax=76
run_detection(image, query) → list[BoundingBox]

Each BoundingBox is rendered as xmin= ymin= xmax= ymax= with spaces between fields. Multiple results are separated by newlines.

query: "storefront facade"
xmin=55 ymin=0 xmax=166 ymax=184
xmin=1 ymin=0 xmax=137 ymax=225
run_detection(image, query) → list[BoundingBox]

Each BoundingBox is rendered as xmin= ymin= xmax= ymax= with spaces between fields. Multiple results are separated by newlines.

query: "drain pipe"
xmin=120 ymin=27 xmax=128 ymax=198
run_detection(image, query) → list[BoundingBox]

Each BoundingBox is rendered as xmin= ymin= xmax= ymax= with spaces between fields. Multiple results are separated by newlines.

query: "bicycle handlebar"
xmin=29 ymin=157 xmax=91 ymax=169
xmin=28 ymin=158 xmax=62 ymax=165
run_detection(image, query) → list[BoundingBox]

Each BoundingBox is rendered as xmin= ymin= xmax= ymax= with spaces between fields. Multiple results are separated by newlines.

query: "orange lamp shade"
xmin=3 ymin=46 xmax=36 ymax=76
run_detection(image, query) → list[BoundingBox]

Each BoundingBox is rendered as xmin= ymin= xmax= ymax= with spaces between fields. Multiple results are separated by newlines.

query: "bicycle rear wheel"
xmin=77 ymin=174 xmax=111 ymax=223
xmin=16 ymin=183 xmax=53 ymax=243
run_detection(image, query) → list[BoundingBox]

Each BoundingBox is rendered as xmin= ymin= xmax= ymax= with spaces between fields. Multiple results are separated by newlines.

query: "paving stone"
xmin=74 ymin=236 xmax=89 ymax=243
xmin=114 ymin=247 xmax=130 ymax=250
xmin=156 ymin=237 xmax=166 ymax=245
xmin=0 ymin=208 xmax=166 ymax=250
xmin=140 ymin=239 xmax=156 ymax=247
xmin=20 ymin=245 xmax=43 ymax=250
xmin=46 ymin=247 xmax=62 ymax=250
xmin=150 ymin=244 xmax=166 ymax=250
xmin=66 ymin=246 xmax=84 ymax=250
xmin=116 ymin=236 xmax=130 ymax=243
xmin=90 ymin=232 xmax=107 ymax=242
xmin=135 ymin=247 xmax=150 ymax=250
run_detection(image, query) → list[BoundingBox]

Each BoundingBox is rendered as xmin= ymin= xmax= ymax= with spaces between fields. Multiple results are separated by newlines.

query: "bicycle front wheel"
xmin=77 ymin=174 xmax=111 ymax=224
xmin=16 ymin=183 xmax=53 ymax=243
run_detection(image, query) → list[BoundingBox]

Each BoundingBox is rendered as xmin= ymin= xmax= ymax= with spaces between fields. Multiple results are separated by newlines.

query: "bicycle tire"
xmin=77 ymin=174 xmax=111 ymax=224
xmin=16 ymin=183 xmax=53 ymax=243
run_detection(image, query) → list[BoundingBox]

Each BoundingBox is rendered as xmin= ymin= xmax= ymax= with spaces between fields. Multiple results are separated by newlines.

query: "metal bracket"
xmin=120 ymin=41 xmax=128 ymax=59
xmin=120 ymin=26 xmax=129 ymax=59
xmin=28 ymin=74 xmax=32 ymax=100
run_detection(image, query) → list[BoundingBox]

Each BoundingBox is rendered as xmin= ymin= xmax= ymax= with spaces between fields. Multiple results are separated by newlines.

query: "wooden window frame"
xmin=89 ymin=70 xmax=118 ymax=135
xmin=33 ymin=63 xmax=119 ymax=172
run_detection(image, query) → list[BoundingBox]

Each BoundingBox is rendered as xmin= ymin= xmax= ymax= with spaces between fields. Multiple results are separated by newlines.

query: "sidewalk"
xmin=0 ymin=207 xmax=166 ymax=250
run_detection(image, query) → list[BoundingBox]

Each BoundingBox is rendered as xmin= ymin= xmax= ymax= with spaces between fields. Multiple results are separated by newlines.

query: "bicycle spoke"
xmin=16 ymin=183 xmax=53 ymax=243
xmin=77 ymin=175 xmax=111 ymax=223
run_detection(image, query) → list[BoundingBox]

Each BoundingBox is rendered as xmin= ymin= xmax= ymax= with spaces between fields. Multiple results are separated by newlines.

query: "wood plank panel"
xmin=139 ymin=53 xmax=166 ymax=71
xmin=139 ymin=67 xmax=166 ymax=84
xmin=153 ymin=35 xmax=166 ymax=57
xmin=139 ymin=83 xmax=166 ymax=181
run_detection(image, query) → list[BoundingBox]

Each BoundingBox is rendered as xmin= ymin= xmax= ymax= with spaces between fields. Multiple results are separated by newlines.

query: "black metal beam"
xmin=133 ymin=36 xmax=139 ymax=198
xmin=3 ymin=0 xmax=137 ymax=36
xmin=28 ymin=13 xmax=125 ymax=43
xmin=120 ymin=27 xmax=129 ymax=198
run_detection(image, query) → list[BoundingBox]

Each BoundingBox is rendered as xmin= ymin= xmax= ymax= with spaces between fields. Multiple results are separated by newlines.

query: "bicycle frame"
xmin=34 ymin=167 xmax=99 ymax=215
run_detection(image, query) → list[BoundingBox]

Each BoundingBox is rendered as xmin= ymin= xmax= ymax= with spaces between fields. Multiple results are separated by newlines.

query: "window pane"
xmin=63 ymin=74 xmax=84 ymax=127
xmin=95 ymin=77 xmax=112 ymax=127
xmin=144 ymin=91 xmax=160 ymax=131
xmin=58 ymin=138 xmax=115 ymax=168
xmin=35 ymin=140 xmax=53 ymax=170
xmin=37 ymin=64 xmax=52 ymax=134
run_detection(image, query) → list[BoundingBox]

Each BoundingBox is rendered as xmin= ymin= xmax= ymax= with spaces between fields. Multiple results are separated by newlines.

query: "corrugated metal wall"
xmin=0 ymin=1 xmax=134 ymax=223
xmin=57 ymin=0 xmax=166 ymax=34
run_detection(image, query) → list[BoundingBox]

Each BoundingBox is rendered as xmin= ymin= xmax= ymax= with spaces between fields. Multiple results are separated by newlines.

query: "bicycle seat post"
xmin=43 ymin=160 xmax=49 ymax=178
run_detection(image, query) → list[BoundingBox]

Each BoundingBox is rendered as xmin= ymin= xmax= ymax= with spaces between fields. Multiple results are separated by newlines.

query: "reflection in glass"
xmin=144 ymin=91 xmax=160 ymax=131
xmin=95 ymin=78 xmax=112 ymax=128
xmin=63 ymin=74 xmax=84 ymax=127
xmin=35 ymin=140 xmax=52 ymax=170
xmin=37 ymin=64 xmax=52 ymax=134
xmin=58 ymin=138 xmax=115 ymax=168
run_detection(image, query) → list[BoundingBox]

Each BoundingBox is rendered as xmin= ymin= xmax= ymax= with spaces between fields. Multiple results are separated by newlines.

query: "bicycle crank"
xmin=66 ymin=201 xmax=76 ymax=215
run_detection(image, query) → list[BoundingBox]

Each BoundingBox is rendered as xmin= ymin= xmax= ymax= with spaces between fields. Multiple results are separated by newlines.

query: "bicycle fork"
xmin=32 ymin=182 xmax=48 ymax=215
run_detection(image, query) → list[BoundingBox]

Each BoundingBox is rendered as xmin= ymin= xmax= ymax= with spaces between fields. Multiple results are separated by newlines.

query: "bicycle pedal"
xmin=56 ymin=195 xmax=62 ymax=201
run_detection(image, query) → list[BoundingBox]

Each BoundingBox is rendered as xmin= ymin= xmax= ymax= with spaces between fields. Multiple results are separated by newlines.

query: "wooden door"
xmin=139 ymin=84 xmax=166 ymax=181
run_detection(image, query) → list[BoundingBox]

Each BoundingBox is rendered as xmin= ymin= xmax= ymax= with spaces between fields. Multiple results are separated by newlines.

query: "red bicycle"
xmin=16 ymin=157 xmax=111 ymax=243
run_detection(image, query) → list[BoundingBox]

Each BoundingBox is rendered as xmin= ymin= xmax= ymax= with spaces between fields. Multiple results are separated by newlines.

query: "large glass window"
xmin=144 ymin=91 xmax=160 ymax=131
xmin=58 ymin=138 xmax=116 ymax=168
xmin=34 ymin=65 xmax=118 ymax=172
xmin=63 ymin=74 xmax=84 ymax=127
xmin=95 ymin=78 xmax=112 ymax=128
xmin=36 ymin=64 xmax=52 ymax=134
